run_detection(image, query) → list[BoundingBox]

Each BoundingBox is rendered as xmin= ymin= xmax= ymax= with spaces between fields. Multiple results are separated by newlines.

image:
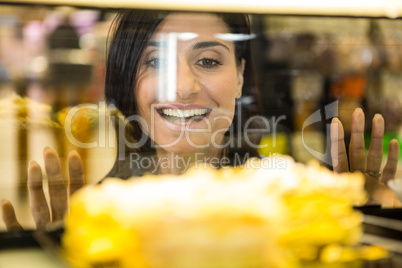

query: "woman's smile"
xmin=155 ymin=104 xmax=212 ymax=130
xmin=157 ymin=105 xmax=212 ymax=125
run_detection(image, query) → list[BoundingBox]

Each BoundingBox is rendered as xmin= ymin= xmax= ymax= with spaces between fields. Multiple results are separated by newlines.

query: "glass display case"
xmin=0 ymin=1 xmax=401 ymax=267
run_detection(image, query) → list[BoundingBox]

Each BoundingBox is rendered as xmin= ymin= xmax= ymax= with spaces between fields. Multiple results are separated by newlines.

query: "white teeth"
xmin=161 ymin=108 xmax=208 ymax=118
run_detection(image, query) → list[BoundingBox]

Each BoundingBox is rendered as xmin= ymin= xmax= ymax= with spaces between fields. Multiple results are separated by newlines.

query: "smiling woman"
xmin=137 ymin=13 xmax=244 ymax=160
xmin=104 ymin=11 xmax=263 ymax=177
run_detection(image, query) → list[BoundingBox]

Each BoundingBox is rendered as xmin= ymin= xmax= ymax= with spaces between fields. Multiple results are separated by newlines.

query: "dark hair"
xmin=105 ymin=10 xmax=262 ymax=174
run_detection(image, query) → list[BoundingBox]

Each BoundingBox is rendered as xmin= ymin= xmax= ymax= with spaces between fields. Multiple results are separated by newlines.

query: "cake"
xmin=62 ymin=156 xmax=385 ymax=268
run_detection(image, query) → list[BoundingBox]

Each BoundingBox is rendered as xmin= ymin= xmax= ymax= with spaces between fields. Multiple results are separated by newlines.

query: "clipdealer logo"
xmin=301 ymin=100 xmax=339 ymax=166
xmin=62 ymin=100 xmax=339 ymax=166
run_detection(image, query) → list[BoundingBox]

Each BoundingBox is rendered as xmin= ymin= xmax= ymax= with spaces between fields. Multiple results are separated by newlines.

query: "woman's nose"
xmin=175 ymin=59 xmax=200 ymax=100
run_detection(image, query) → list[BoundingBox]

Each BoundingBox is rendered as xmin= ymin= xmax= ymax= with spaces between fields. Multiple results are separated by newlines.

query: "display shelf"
xmin=1 ymin=0 xmax=402 ymax=18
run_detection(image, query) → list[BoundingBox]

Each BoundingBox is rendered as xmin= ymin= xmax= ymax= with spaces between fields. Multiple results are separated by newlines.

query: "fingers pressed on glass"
xmin=349 ymin=108 xmax=366 ymax=172
xmin=43 ymin=147 xmax=67 ymax=222
xmin=1 ymin=200 xmax=23 ymax=231
xmin=382 ymin=139 xmax=400 ymax=185
xmin=68 ymin=150 xmax=85 ymax=196
xmin=366 ymin=114 xmax=384 ymax=174
xmin=28 ymin=161 xmax=51 ymax=228
xmin=330 ymin=118 xmax=349 ymax=173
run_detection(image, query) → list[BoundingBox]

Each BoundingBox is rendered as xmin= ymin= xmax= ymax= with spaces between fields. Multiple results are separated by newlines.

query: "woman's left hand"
xmin=330 ymin=108 xmax=401 ymax=207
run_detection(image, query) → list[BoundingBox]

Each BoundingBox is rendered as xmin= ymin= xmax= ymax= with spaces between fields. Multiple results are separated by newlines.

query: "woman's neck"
xmin=155 ymin=147 xmax=222 ymax=175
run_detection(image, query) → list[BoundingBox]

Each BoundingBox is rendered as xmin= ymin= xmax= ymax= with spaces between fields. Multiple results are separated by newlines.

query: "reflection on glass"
xmin=0 ymin=4 xmax=401 ymax=238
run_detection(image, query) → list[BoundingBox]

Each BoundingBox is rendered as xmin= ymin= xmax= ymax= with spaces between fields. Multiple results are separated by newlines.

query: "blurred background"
xmin=1 ymin=3 xmax=402 ymax=229
xmin=0 ymin=5 xmax=116 ymax=229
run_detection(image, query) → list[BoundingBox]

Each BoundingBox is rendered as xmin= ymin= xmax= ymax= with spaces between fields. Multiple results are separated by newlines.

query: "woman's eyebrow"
xmin=148 ymin=41 xmax=165 ymax=47
xmin=193 ymin=41 xmax=230 ymax=51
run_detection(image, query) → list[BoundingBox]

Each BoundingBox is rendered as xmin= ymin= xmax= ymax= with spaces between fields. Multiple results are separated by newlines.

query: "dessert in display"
xmin=62 ymin=157 xmax=387 ymax=267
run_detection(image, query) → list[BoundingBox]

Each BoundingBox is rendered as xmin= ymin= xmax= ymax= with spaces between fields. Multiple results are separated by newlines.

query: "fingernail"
xmin=354 ymin=108 xmax=364 ymax=118
xmin=69 ymin=150 xmax=78 ymax=155
xmin=356 ymin=110 xmax=364 ymax=119
xmin=374 ymin=113 xmax=383 ymax=118
xmin=391 ymin=139 xmax=400 ymax=147
xmin=331 ymin=117 xmax=339 ymax=123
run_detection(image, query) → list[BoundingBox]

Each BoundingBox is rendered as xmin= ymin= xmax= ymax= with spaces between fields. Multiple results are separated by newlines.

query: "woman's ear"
xmin=236 ymin=59 xmax=245 ymax=99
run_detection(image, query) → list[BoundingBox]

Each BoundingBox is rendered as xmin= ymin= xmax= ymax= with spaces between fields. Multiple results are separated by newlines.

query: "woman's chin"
xmin=156 ymin=142 xmax=215 ymax=157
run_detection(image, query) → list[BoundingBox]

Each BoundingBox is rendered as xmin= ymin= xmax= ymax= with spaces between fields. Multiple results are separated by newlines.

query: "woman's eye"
xmin=146 ymin=58 xmax=167 ymax=69
xmin=196 ymin=58 xmax=222 ymax=69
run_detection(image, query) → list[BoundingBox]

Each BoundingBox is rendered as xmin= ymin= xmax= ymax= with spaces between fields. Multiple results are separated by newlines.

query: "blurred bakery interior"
xmin=0 ymin=0 xmax=402 ymax=231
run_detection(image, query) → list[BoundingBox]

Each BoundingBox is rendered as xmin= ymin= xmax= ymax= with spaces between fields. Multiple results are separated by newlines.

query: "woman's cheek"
xmin=136 ymin=78 xmax=158 ymax=114
xmin=207 ymin=76 xmax=237 ymax=108
xmin=135 ymin=77 xmax=159 ymax=138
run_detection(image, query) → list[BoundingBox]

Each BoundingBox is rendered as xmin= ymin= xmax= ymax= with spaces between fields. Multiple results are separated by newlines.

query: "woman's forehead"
xmin=153 ymin=13 xmax=230 ymax=36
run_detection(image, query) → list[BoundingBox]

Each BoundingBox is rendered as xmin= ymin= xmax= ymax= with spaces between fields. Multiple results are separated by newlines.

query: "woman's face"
xmin=136 ymin=13 xmax=244 ymax=156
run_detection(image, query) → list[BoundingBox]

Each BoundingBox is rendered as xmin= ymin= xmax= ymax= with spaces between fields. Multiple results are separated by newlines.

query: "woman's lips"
xmin=155 ymin=104 xmax=212 ymax=130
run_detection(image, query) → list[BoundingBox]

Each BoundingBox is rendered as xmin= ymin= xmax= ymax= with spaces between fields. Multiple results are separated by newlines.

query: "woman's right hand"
xmin=1 ymin=147 xmax=85 ymax=230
